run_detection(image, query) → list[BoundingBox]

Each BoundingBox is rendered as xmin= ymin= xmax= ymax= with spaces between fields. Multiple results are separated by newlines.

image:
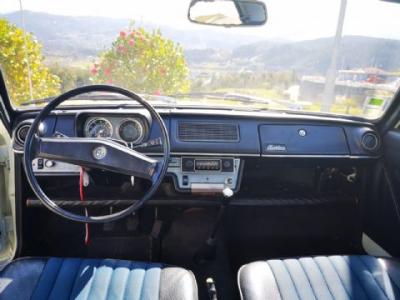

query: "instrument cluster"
xmin=82 ymin=115 xmax=147 ymax=145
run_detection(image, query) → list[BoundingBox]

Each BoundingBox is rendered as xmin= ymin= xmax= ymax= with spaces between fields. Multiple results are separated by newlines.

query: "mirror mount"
xmin=188 ymin=0 xmax=267 ymax=27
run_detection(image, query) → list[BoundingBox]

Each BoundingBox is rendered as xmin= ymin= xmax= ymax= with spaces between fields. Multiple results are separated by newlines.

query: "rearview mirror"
xmin=188 ymin=0 xmax=267 ymax=27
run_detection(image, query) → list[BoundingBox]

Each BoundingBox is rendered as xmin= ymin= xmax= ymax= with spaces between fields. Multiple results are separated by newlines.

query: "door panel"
xmin=0 ymin=120 xmax=15 ymax=266
xmin=0 ymin=68 xmax=16 ymax=265
xmin=363 ymin=128 xmax=400 ymax=256
xmin=384 ymin=130 xmax=400 ymax=169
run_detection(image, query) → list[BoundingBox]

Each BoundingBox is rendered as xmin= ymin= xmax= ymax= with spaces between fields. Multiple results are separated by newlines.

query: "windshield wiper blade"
xmin=20 ymin=96 xmax=57 ymax=106
xmin=19 ymin=92 xmax=130 ymax=106
xmin=169 ymin=92 xmax=271 ymax=107
xmin=20 ymin=91 xmax=178 ymax=106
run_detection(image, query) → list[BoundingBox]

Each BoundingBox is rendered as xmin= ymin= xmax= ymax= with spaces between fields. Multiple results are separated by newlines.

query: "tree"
xmin=48 ymin=64 xmax=91 ymax=93
xmin=0 ymin=19 xmax=60 ymax=105
xmin=90 ymin=26 xmax=190 ymax=94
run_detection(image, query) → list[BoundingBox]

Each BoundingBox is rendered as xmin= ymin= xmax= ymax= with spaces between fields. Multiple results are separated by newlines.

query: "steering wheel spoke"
xmin=36 ymin=136 xmax=158 ymax=180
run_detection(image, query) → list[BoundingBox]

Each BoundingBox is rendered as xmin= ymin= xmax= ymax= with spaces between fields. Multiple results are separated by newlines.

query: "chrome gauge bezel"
xmin=117 ymin=118 xmax=144 ymax=144
xmin=84 ymin=117 xmax=114 ymax=138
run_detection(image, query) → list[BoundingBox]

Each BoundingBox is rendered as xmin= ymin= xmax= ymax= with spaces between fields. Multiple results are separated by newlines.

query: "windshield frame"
xmin=3 ymin=80 xmax=398 ymax=125
xmin=3 ymin=0 xmax=400 ymax=123
xmin=5 ymin=91 xmax=396 ymax=126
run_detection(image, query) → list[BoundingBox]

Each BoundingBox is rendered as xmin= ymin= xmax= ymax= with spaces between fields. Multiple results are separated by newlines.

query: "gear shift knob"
xmin=222 ymin=187 xmax=234 ymax=198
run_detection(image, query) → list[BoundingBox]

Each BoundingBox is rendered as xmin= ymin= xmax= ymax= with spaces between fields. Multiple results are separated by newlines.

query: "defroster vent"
xmin=178 ymin=122 xmax=239 ymax=142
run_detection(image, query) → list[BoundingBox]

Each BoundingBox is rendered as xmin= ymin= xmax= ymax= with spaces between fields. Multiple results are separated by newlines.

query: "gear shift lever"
xmin=194 ymin=186 xmax=233 ymax=264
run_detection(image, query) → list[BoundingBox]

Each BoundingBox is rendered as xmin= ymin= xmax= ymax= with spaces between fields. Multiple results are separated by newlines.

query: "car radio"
xmin=168 ymin=157 xmax=241 ymax=194
xmin=182 ymin=158 xmax=234 ymax=172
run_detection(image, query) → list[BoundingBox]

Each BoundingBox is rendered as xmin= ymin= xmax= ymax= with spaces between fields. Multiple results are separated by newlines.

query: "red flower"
xmin=154 ymin=90 xmax=161 ymax=96
xmin=104 ymin=68 xmax=112 ymax=77
xmin=129 ymin=31 xmax=136 ymax=37
xmin=117 ymin=45 xmax=127 ymax=54
xmin=90 ymin=66 xmax=98 ymax=75
xmin=129 ymin=39 xmax=135 ymax=47
xmin=119 ymin=31 xmax=126 ymax=39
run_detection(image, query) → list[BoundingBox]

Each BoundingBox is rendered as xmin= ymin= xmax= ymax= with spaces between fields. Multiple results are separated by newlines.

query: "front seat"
xmin=0 ymin=257 xmax=198 ymax=300
xmin=238 ymin=255 xmax=400 ymax=300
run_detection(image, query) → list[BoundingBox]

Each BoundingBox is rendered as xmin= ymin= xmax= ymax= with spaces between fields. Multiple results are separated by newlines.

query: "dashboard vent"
xmin=361 ymin=132 xmax=380 ymax=152
xmin=178 ymin=122 xmax=239 ymax=142
xmin=14 ymin=122 xmax=32 ymax=147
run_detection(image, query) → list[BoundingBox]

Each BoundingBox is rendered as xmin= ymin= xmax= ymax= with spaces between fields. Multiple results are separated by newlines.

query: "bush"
xmin=0 ymin=19 xmax=60 ymax=105
xmin=90 ymin=26 xmax=190 ymax=95
xmin=48 ymin=64 xmax=91 ymax=93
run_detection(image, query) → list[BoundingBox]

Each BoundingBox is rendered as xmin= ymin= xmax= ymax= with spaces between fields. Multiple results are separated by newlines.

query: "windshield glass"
xmin=1 ymin=0 xmax=400 ymax=118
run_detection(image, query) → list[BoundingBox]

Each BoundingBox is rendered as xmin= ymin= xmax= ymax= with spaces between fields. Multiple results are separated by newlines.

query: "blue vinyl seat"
xmin=0 ymin=257 xmax=198 ymax=300
xmin=238 ymin=255 xmax=400 ymax=300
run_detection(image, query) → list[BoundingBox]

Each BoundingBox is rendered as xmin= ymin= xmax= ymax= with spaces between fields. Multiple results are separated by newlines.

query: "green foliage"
xmin=0 ymin=19 xmax=60 ymax=105
xmin=191 ymin=70 xmax=298 ymax=96
xmin=90 ymin=27 xmax=190 ymax=94
xmin=48 ymin=64 xmax=91 ymax=93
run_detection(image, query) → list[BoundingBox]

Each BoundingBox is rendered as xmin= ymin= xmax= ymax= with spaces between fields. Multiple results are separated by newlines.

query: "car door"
xmin=0 ymin=70 xmax=17 ymax=266
xmin=362 ymin=94 xmax=400 ymax=257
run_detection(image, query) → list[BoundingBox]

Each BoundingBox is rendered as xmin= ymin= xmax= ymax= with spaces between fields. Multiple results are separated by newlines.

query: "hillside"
xmin=231 ymin=36 xmax=400 ymax=74
xmin=1 ymin=11 xmax=263 ymax=60
xmin=2 ymin=11 xmax=400 ymax=74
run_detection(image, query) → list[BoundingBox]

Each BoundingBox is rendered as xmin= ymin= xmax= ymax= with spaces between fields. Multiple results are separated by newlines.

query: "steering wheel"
xmin=23 ymin=85 xmax=170 ymax=223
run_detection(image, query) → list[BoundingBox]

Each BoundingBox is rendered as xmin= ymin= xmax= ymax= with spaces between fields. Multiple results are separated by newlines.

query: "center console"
xmin=32 ymin=156 xmax=242 ymax=195
xmin=168 ymin=157 xmax=242 ymax=193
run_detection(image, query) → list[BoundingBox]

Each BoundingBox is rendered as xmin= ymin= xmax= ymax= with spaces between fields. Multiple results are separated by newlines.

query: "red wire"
xmin=79 ymin=168 xmax=90 ymax=245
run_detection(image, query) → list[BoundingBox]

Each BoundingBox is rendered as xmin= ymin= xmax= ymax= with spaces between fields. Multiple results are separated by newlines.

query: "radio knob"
xmin=223 ymin=160 xmax=231 ymax=168
xmin=225 ymin=177 xmax=233 ymax=185
xmin=185 ymin=160 xmax=194 ymax=168
xmin=182 ymin=158 xmax=195 ymax=172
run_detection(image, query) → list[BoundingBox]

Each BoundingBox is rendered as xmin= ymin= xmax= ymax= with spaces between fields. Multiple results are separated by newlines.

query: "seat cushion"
xmin=0 ymin=257 xmax=198 ymax=300
xmin=238 ymin=255 xmax=400 ymax=300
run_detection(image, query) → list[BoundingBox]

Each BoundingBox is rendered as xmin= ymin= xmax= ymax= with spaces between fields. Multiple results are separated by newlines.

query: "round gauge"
xmin=84 ymin=118 xmax=113 ymax=138
xmin=118 ymin=119 xmax=144 ymax=143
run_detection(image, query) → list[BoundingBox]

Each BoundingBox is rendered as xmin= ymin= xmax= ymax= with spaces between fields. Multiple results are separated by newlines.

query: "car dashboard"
xmin=11 ymin=107 xmax=381 ymax=208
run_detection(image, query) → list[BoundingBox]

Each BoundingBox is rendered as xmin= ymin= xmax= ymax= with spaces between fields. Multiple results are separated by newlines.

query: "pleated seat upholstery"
xmin=238 ymin=255 xmax=400 ymax=300
xmin=0 ymin=257 xmax=198 ymax=300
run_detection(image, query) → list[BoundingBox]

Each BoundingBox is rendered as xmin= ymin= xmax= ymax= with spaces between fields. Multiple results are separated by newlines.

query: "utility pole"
xmin=19 ymin=0 xmax=34 ymax=102
xmin=321 ymin=0 xmax=347 ymax=112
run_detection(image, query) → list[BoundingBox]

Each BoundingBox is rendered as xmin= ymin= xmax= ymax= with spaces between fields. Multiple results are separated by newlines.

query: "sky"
xmin=1 ymin=0 xmax=400 ymax=41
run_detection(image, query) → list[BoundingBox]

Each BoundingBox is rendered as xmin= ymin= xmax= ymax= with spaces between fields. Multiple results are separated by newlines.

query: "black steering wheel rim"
xmin=23 ymin=85 xmax=170 ymax=223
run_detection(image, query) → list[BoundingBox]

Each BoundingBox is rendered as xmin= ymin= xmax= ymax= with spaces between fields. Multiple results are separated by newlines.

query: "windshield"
xmin=1 ymin=0 xmax=400 ymax=119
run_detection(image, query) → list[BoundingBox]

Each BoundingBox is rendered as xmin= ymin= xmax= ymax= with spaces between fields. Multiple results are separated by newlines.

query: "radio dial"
xmin=223 ymin=160 xmax=231 ymax=168
xmin=185 ymin=160 xmax=194 ymax=168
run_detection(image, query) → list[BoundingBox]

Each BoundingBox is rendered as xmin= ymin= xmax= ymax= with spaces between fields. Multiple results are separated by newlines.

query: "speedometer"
xmin=84 ymin=118 xmax=113 ymax=138
xmin=118 ymin=119 xmax=144 ymax=143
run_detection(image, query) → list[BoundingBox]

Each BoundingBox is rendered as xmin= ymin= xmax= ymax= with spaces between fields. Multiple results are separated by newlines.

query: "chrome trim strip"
xmin=172 ymin=152 xmax=259 ymax=157
xmin=261 ymin=154 xmax=381 ymax=159
xmin=13 ymin=148 xmax=380 ymax=159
